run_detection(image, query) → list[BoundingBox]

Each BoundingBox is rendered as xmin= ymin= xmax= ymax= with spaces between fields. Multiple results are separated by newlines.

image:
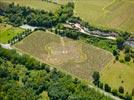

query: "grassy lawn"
xmin=101 ymin=50 xmax=134 ymax=95
xmin=74 ymin=0 xmax=134 ymax=32
xmin=101 ymin=59 xmax=134 ymax=95
xmin=14 ymin=30 xmax=113 ymax=81
xmin=0 ymin=0 xmax=60 ymax=13
xmin=0 ymin=23 xmax=25 ymax=44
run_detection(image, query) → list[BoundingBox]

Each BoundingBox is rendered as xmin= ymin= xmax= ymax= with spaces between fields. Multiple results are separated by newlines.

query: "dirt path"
xmin=88 ymin=85 xmax=122 ymax=100
xmin=60 ymin=37 xmax=65 ymax=46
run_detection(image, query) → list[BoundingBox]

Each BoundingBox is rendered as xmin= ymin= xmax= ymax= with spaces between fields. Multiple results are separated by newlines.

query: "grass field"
xmin=0 ymin=23 xmax=25 ymax=44
xmin=14 ymin=30 xmax=113 ymax=80
xmin=74 ymin=0 xmax=134 ymax=32
xmin=101 ymin=60 xmax=134 ymax=95
xmin=0 ymin=0 xmax=60 ymax=12
xmin=101 ymin=51 xmax=134 ymax=95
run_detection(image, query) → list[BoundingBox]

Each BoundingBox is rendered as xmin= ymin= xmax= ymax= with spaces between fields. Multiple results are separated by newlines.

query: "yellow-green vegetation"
xmin=0 ymin=16 xmax=8 ymax=22
xmin=75 ymin=0 xmax=134 ymax=32
xmin=56 ymin=0 xmax=72 ymax=5
xmin=0 ymin=23 xmax=25 ymax=44
xmin=0 ymin=0 xmax=60 ymax=12
xmin=39 ymin=91 xmax=49 ymax=100
xmin=101 ymin=54 xmax=134 ymax=95
xmin=14 ymin=30 xmax=113 ymax=80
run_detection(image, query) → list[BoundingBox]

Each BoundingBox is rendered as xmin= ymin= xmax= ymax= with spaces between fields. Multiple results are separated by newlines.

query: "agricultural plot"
xmin=101 ymin=61 xmax=134 ymax=95
xmin=0 ymin=23 xmax=25 ymax=44
xmin=14 ymin=30 xmax=113 ymax=80
xmin=74 ymin=0 xmax=134 ymax=32
xmin=0 ymin=0 xmax=60 ymax=12
xmin=56 ymin=0 xmax=73 ymax=5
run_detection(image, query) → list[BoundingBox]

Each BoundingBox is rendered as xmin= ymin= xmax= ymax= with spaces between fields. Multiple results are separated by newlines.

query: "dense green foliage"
xmin=0 ymin=2 xmax=74 ymax=27
xmin=0 ymin=46 xmax=113 ymax=100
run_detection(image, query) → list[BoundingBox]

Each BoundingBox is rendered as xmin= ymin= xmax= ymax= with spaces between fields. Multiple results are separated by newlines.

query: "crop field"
xmin=14 ymin=30 xmax=113 ymax=80
xmin=0 ymin=23 xmax=25 ymax=44
xmin=101 ymin=61 xmax=134 ymax=95
xmin=74 ymin=0 xmax=134 ymax=32
xmin=0 ymin=0 xmax=60 ymax=12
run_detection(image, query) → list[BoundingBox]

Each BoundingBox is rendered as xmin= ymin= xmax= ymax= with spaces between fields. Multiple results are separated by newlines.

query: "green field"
xmin=14 ymin=30 xmax=113 ymax=80
xmin=0 ymin=0 xmax=60 ymax=12
xmin=74 ymin=0 xmax=134 ymax=32
xmin=0 ymin=23 xmax=25 ymax=44
xmin=101 ymin=51 xmax=134 ymax=95
xmin=101 ymin=60 xmax=134 ymax=95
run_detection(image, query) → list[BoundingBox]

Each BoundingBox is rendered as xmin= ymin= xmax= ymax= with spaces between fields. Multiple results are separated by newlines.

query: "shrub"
xmin=113 ymin=50 xmax=118 ymax=56
xmin=111 ymin=89 xmax=118 ymax=96
xmin=104 ymin=84 xmax=111 ymax=92
xmin=124 ymin=46 xmax=131 ymax=53
xmin=115 ymin=56 xmax=119 ymax=61
xmin=132 ymin=88 xmax=134 ymax=96
xmin=99 ymin=82 xmax=103 ymax=89
xmin=124 ymin=53 xmax=131 ymax=61
xmin=92 ymin=71 xmax=100 ymax=86
xmin=0 ymin=18 xmax=2 ymax=23
xmin=119 ymin=86 xmax=124 ymax=94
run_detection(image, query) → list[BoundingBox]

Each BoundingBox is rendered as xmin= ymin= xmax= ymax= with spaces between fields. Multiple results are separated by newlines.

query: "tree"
xmin=92 ymin=71 xmax=100 ymax=82
xmin=112 ymin=89 xmax=118 ymax=96
xmin=104 ymin=84 xmax=111 ymax=92
xmin=115 ymin=56 xmax=119 ymax=61
xmin=99 ymin=82 xmax=103 ymax=89
xmin=48 ymin=82 xmax=69 ymax=100
xmin=0 ymin=67 xmax=8 ymax=78
xmin=124 ymin=46 xmax=131 ymax=53
xmin=125 ymin=94 xmax=132 ymax=100
xmin=118 ymin=86 xmax=124 ymax=94
xmin=125 ymin=53 xmax=131 ymax=61
xmin=132 ymin=88 xmax=134 ymax=96
xmin=92 ymin=71 xmax=100 ymax=86
xmin=113 ymin=49 xmax=118 ymax=56
xmin=116 ymin=37 xmax=125 ymax=49
xmin=0 ymin=18 xmax=2 ymax=23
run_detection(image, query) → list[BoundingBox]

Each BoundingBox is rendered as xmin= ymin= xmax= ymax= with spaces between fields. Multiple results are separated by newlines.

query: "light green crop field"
xmin=101 ymin=60 xmax=134 ymax=95
xmin=0 ymin=23 xmax=25 ymax=44
xmin=75 ymin=0 xmax=134 ymax=32
xmin=56 ymin=0 xmax=72 ymax=5
xmin=0 ymin=0 xmax=60 ymax=12
xmin=14 ymin=30 xmax=113 ymax=80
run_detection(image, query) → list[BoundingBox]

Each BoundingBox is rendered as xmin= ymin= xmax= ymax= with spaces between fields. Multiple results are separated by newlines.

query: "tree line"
xmin=0 ymin=46 xmax=113 ymax=100
xmin=0 ymin=2 xmax=74 ymax=27
xmin=8 ymin=29 xmax=32 ymax=45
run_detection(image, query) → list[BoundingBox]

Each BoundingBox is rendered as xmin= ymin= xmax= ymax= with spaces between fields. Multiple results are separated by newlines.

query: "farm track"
xmin=88 ymin=84 xmax=122 ymax=100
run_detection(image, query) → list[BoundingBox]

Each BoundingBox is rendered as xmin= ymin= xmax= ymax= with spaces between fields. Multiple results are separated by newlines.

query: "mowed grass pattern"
xmin=0 ymin=23 xmax=25 ymax=44
xmin=75 ymin=0 xmax=134 ymax=32
xmin=1 ymin=0 xmax=60 ymax=12
xmin=14 ymin=30 xmax=113 ymax=80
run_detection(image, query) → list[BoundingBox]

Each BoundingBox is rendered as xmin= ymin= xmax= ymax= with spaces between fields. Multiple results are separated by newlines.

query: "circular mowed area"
xmin=45 ymin=40 xmax=87 ymax=65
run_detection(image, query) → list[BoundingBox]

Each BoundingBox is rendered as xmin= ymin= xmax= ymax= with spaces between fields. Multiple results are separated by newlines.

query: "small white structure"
xmin=0 ymin=43 xmax=12 ymax=49
xmin=20 ymin=24 xmax=37 ymax=31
